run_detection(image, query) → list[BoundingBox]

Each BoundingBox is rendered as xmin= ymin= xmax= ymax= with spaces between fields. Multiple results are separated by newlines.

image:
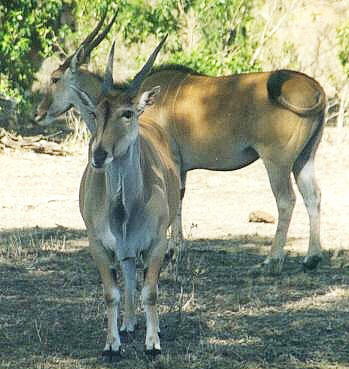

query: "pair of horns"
xmin=60 ymin=8 xmax=118 ymax=71
xmin=101 ymin=35 xmax=168 ymax=97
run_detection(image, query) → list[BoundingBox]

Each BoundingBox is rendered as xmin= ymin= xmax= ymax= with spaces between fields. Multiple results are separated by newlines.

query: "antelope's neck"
xmin=106 ymin=139 xmax=144 ymax=222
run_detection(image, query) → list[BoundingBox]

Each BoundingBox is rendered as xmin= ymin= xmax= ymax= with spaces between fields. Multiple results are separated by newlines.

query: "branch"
xmin=250 ymin=0 xmax=301 ymax=67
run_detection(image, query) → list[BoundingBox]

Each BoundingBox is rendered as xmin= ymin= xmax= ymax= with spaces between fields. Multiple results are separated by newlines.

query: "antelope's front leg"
xmin=173 ymin=172 xmax=186 ymax=244
xmin=89 ymin=239 xmax=121 ymax=361
xmin=167 ymin=172 xmax=186 ymax=261
xmin=167 ymin=199 xmax=183 ymax=255
xmin=120 ymin=258 xmax=137 ymax=339
xmin=142 ymin=240 xmax=166 ymax=356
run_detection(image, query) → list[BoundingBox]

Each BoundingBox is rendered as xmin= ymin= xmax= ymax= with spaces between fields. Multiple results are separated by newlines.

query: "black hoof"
xmin=302 ymin=255 xmax=322 ymax=271
xmin=145 ymin=347 xmax=161 ymax=359
xmin=119 ymin=329 xmax=135 ymax=343
xmin=101 ymin=348 xmax=122 ymax=362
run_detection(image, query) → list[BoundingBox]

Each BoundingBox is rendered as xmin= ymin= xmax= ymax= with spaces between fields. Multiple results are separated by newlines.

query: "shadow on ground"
xmin=1 ymin=227 xmax=349 ymax=369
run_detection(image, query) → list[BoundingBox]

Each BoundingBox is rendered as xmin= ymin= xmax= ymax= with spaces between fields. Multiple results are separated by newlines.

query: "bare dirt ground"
xmin=1 ymin=127 xmax=349 ymax=251
xmin=1 ymin=127 xmax=349 ymax=369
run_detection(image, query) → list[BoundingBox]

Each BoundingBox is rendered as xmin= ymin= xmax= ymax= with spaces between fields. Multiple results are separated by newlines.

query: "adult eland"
xmin=77 ymin=37 xmax=180 ymax=359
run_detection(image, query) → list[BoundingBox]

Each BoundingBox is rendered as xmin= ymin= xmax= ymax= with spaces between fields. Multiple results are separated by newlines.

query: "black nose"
xmin=92 ymin=147 xmax=108 ymax=168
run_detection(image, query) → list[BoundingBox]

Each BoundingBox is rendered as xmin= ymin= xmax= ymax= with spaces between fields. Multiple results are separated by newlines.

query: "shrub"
xmin=337 ymin=22 xmax=349 ymax=78
xmin=0 ymin=0 xmax=67 ymax=115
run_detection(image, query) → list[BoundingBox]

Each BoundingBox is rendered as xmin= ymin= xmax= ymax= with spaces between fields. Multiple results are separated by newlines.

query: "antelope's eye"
xmin=51 ymin=77 xmax=59 ymax=84
xmin=121 ymin=110 xmax=133 ymax=119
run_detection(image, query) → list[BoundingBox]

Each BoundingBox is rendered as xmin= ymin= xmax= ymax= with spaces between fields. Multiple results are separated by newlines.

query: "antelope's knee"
xmin=142 ymin=286 xmax=157 ymax=306
xmin=104 ymin=288 xmax=120 ymax=306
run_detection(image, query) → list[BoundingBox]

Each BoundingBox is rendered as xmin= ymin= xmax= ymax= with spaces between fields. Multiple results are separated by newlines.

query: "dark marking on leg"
xmin=163 ymin=248 xmax=175 ymax=265
xmin=111 ymin=268 xmax=117 ymax=284
xmin=144 ymin=291 xmax=157 ymax=306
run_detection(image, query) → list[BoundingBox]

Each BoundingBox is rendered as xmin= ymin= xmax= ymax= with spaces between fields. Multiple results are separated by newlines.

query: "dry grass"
xmin=1 ymin=229 xmax=349 ymax=369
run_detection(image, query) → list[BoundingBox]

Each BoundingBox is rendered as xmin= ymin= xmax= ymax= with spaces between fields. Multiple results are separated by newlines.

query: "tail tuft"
xmin=267 ymin=70 xmax=326 ymax=116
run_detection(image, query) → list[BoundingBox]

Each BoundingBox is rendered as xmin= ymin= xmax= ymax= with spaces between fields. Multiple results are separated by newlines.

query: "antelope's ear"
xmin=136 ymin=86 xmax=160 ymax=116
xmin=70 ymin=85 xmax=96 ymax=116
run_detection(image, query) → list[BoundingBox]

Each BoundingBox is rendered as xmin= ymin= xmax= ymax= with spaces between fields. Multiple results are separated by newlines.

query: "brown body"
xmin=141 ymin=68 xmax=325 ymax=172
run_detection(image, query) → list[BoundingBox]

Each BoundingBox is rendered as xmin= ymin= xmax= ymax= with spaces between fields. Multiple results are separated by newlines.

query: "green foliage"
xmin=108 ymin=0 xmax=178 ymax=43
xmin=0 ymin=0 xmax=259 ymax=121
xmin=0 ymin=0 xmax=67 ymax=113
xmin=164 ymin=0 xmax=259 ymax=75
xmin=337 ymin=22 xmax=349 ymax=77
xmin=107 ymin=0 xmax=259 ymax=75
xmin=169 ymin=46 xmax=256 ymax=76
xmin=196 ymin=0 xmax=251 ymax=53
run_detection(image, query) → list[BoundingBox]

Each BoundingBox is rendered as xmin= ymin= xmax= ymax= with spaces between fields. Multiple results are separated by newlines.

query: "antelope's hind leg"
xmin=262 ymin=162 xmax=296 ymax=274
xmin=142 ymin=238 xmax=167 ymax=356
xmin=293 ymin=156 xmax=323 ymax=270
xmin=119 ymin=258 xmax=138 ymax=342
xmin=89 ymin=237 xmax=122 ymax=361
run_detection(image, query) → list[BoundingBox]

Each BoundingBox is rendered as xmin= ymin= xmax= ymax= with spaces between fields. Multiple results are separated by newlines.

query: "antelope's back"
xmin=140 ymin=69 xmax=272 ymax=169
xmin=141 ymin=66 xmax=325 ymax=130
xmin=140 ymin=67 xmax=326 ymax=170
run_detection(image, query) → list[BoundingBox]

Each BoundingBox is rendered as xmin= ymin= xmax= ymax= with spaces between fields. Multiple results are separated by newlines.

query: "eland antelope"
xmin=35 ymin=14 xmax=327 ymax=274
xmin=77 ymin=38 xmax=180 ymax=359
xmin=142 ymin=67 xmax=327 ymax=274
xmin=35 ymin=9 xmax=117 ymax=133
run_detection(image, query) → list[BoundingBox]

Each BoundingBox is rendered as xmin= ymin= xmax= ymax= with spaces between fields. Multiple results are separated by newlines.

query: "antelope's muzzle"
xmin=34 ymin=110 xmax=47 ymax=124
xmin=92 ymin=146 xmax=108 ymax=168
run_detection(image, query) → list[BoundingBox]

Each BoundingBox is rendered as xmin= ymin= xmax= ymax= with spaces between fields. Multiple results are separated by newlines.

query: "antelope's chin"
xmin=35 ymin=111 xmax=61 ymax=126
xmin=36 ymin=114 xmax=55 ymax=127
xmin=35 ymin=112 xmax=47 ymax=125
xmin=91 ymin=164 xmax=105 ymax=173
xmin=35 ymin=105 xmax=73 ymax=126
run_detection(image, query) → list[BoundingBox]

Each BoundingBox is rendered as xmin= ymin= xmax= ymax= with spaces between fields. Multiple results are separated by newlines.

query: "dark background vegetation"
xmin=1 ymin=0 xmax=349 ymax=132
